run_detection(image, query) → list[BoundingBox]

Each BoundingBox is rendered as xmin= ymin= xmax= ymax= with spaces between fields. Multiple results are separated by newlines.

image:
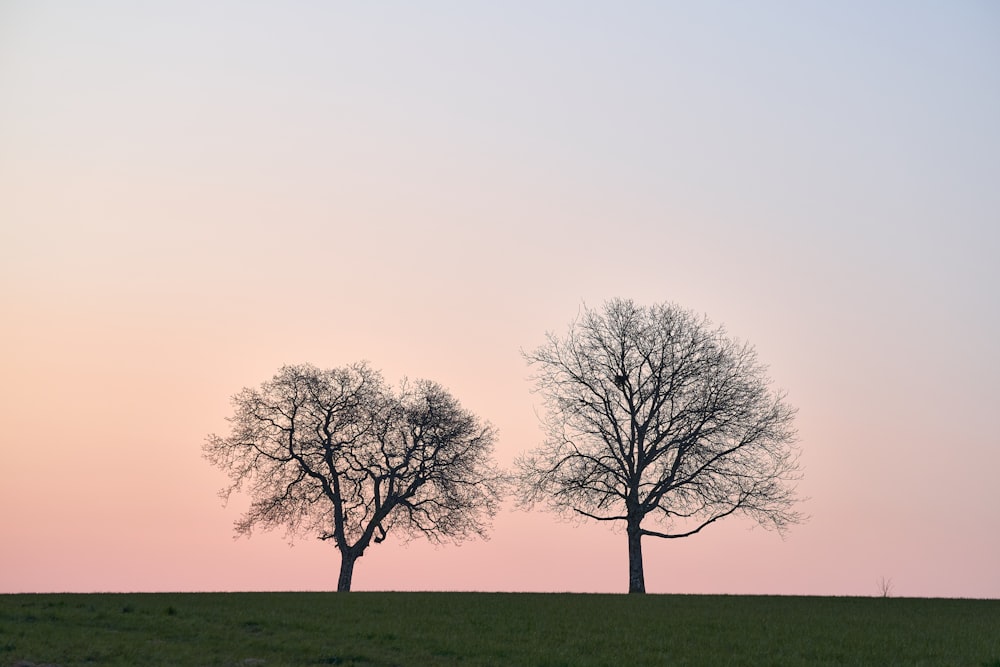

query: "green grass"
xmin=1 ymin=592 xmax=997 ymax=666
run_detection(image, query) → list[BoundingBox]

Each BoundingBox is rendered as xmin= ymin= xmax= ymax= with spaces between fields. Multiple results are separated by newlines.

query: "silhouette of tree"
xmin=204 ymin=363 xmax=505 ymax=591
xmin=518 ymin=299 xmax=803 ymax=593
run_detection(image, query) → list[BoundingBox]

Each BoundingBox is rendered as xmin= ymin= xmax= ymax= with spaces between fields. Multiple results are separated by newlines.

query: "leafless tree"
xmin=518 ymin=299 xmax=803 ymax=593
xmin=877 ymin=576 xmax=894 ymax=598
xmin=204 ymin=363 xmax=505 ymax=591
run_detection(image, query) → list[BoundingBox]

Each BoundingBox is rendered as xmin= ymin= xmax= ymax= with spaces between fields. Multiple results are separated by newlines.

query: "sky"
xmin=1 ymin=1 xmax=998 ymax=598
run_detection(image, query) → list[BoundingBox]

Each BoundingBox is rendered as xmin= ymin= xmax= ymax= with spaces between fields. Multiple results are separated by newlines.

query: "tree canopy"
xmin=204 ymin=363 xmax=505 ymax=591
xmin=518 ymin=299 xmax=803 ymax=593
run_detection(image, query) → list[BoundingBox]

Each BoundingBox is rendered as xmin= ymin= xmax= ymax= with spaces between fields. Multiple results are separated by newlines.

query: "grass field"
xmin=1 ymin=591 xmax=998 ymax=666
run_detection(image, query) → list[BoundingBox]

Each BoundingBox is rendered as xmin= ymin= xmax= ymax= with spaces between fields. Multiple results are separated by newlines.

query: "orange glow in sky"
xmin=2 ymin=2 xmax=998 ymax=597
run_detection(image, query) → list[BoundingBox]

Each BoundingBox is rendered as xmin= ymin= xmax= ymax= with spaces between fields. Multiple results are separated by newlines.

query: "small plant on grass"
xmin=877 ymin=576 xmax=894 ymax=598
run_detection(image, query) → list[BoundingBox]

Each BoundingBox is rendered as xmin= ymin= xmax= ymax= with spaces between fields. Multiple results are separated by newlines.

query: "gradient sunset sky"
xmin=2 ymin=2 xmax=998 ymax=597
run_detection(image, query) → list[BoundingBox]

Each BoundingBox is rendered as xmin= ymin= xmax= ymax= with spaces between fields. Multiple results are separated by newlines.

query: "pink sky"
xmin=2 ymin=2 xmax=998 ymax=597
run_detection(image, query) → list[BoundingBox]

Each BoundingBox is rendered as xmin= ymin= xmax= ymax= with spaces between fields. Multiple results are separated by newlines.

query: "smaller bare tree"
xmin=877 ymin=576 xmax=894 ymax=598
xmin=204 ymin=363 xmax=506 ymax=591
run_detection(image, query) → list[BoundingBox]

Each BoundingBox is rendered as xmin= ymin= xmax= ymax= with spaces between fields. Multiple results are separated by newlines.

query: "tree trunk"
xmin=627 ymin=521 xmax=645 ymax=594
xmin=337 ymin=550 xmax=359 ymax=592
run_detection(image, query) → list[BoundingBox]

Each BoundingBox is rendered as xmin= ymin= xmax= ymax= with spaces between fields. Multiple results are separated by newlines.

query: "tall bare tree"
xmin=204 ymin=363 xmax=505 ymax=591
xmin=518 ymin=299 xmax=803 ymax=593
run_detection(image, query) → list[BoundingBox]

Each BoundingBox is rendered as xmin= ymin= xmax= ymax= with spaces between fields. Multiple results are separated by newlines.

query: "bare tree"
xmin=518 ymin=299 xmax=803 ymax=593
xmin=204 ymin=363 xmax=505 ymax=591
